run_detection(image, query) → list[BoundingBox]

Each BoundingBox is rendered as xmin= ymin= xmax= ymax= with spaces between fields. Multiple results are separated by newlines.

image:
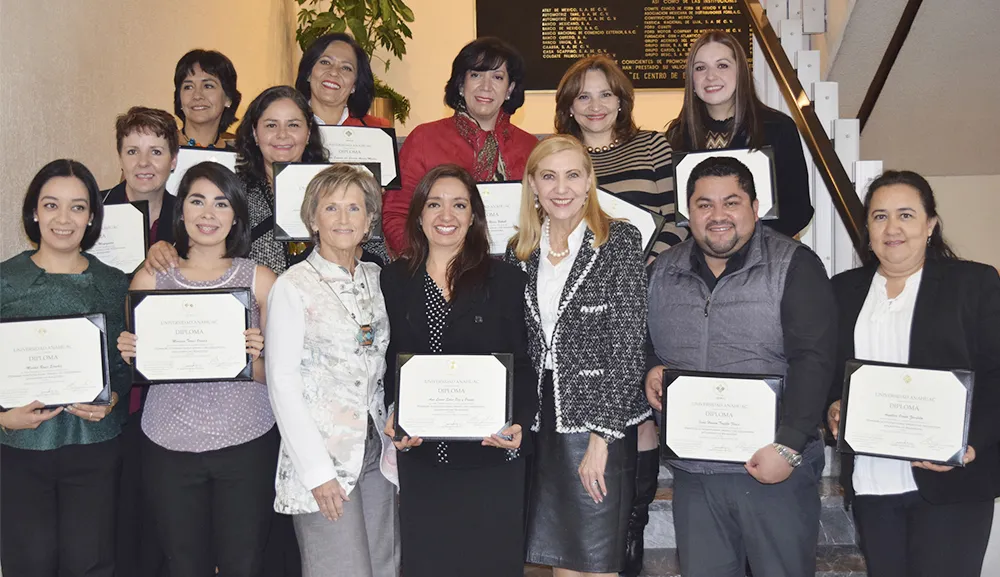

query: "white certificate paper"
xmin=272 ymin=163 xmax=332 ymax=241
xmin=165 ymin=147 xmax=238 ymax=195
xmin=87 ymin=202 xmax=148 ymax=273
xmin=318 ymin=125 xmax=400 ymax=189
xmin=0 ymin=316 xmax=109 ymax=407
xmin=396 ymin=354 xmax=511 ymax=440
xmin=842 ymin=364 xmax=970 ymax=464
xmin=132 ymin=291 xmax=250 ymax=383
xmin=596 ymin=188 xmax=664 ymax=255
xmin=479 ymin=182 xmax=523 ymax=254
xmin=673 ymin=147 xmax=777 ymax=224
xmin=663 ymin=374 xmax=778 ymax=462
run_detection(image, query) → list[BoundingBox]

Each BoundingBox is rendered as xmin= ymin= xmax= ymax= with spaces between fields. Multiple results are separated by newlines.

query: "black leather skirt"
xmin=524 ymin=371 xmax=637 ymax=572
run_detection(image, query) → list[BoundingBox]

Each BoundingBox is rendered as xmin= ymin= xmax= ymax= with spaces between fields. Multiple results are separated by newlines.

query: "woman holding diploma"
xmin=174 ymin=49 xmax=242 ymax=149
xmin=825 ymin=171 xmax=1000 ymax=577
xmin=506 ymin=135 xmax=650 ymax=577
xmin=1 ymin=159 xmax=129 ymax=577
xmin=117 ymin=162 xmax=279 ymax=577
xmin=296 ymin=33 xmax=390 ymax=127
xmin=265 ymin=165 xmax=398 ymax=577
xmin=382 ymin=37 xmax=538 ymax=254
xmin=380 ymin=164 xmax=536 ymax=577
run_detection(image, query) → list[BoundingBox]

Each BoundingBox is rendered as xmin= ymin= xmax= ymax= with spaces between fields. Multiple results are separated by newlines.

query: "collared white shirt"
xmin=312 ymin=104 xmax=350 ymax=126
xmin=852 ymin=268 xmax=924 ymax=496
xmin=537 ymin=218 xmax=587 ymax=369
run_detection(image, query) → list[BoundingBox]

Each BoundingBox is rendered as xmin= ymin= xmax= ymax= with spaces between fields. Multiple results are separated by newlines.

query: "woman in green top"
xmin=0 ymin=159 xmax=130 ymax=577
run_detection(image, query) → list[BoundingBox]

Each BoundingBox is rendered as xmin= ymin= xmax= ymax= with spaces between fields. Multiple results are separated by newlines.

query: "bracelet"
xmin=772 ymin=443 xmax=803 ymax=467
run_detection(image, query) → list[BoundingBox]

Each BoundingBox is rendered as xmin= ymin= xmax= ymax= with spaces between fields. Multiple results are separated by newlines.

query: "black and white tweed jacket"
xmin=507 ymin=220 xmax=651 ymax=439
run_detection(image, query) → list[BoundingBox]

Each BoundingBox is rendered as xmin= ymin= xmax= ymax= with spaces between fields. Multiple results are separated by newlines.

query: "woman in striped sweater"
xmin=554 ymin=55 xmax=684 ymax=577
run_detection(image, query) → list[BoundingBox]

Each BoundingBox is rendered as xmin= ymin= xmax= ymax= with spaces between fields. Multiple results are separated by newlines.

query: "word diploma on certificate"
xmin=394 ymin=353 xmax=513 ymax=441
xmin=318 ymin=125 xmax=401 ymax=189
xmin=838 ymin=360 xmax=973 ymax=467
xmin=479 ymin=182 xmax=523 ymax=255
xmin=128 ymin=289 xmax=253 ymax=384
xmin=0 ymin=314 xmax=111 ymax=408
xmin=273 ymin=162 xmax=381 ymax=242
xmin=87 ymin=201 xmax=149 ymax=274
xmin=661 ymin=370 xmax=781 ymax=463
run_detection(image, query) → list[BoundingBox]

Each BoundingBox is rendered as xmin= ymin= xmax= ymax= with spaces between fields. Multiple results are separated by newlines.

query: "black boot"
xmin=622 ymin=447 xmax=660 ymax=577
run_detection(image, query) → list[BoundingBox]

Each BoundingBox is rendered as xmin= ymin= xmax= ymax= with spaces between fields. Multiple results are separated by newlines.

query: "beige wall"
xmin=925 ymin=174 xmax=1000 ymax=271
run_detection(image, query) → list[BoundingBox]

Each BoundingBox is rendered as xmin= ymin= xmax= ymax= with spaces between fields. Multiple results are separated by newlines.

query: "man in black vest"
xmin=645 ymin=156 xmax=837 ymax=577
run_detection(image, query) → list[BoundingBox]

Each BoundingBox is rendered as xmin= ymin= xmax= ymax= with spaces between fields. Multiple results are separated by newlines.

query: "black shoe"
xmin=622 ymin=448 xmax=660 ymax=577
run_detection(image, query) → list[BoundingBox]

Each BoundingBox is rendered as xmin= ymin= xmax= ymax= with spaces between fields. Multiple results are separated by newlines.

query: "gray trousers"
xmin=292 ymin=424 xmax=400 ymax=577
xmin=672 ymin=463 xmax=821 ymax=577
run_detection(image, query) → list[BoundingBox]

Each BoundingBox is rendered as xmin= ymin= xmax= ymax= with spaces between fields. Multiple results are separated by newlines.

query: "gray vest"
xmin=649 ymin=226 xmax=803 ymax=474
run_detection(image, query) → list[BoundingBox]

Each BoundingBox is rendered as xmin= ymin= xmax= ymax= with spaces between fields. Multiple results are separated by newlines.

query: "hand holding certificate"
xmin=660 ymin=370 xmax=781 ymax=463
xmin=393 ymin=353 xmax=513 ymax=441
xmin=837 ymin=360 xmax=973 ymax=467
xmin=127 ymin=289 xmax=253 ymax=384
xmin=0 ymin=314 xmax=112 ymax=408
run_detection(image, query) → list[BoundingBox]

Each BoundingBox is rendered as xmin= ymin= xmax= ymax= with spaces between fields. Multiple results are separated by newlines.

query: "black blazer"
xmin=829 ymin=258 xmax=1000 ymax=505
xmin=380 ymin=258 xmax=537 ymax=467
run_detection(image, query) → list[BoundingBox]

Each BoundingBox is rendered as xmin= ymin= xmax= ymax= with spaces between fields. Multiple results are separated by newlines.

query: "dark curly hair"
xmin=444 ymin=37 xmax=526 ymax=116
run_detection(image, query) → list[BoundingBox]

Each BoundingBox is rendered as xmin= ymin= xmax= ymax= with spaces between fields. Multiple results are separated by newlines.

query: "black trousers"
xmin=115 ymin=412 xmax=167 ymax=577
xmin=0 ymin=437 xmax=122 ymax=577
xmin=142 ymin=428 xmax=278 ymax=577
xmin=853 ymin=491 xmax=994 ymax=577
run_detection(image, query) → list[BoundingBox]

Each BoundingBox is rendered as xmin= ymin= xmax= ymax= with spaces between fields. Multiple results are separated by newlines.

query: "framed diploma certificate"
xmin=478 ymin=181 xmax=523 ymax=255
xmin=596 ymin=188 xmax=667 ymax=257
xmin=87 ymin=201 xmax=150 ymax=274
xmin=672 ymin=147 xmax=778 ymax=226
xmin=0 ymin=314 xmax=112 ymax=409
xmin=127 ymin=289 xmax=253 ymax=384
xmin=394 ymin=353 xmax=513 ymax=441
xmin=272 ymin=162 xmax=381 ymax=241
xmin=165 ymin=147 xmax=238 ymax=195
xmin=660 ymin=370 xmax=782 ymax=463
xmin=318 ymin=125 xmax=401 ymax=189
xmin=838 ymin=360 xmax=973 ymax=467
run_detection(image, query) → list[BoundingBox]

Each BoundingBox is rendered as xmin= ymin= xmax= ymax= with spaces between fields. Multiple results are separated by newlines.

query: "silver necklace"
xmin=307 ymin=259 xmax=377 ymax=346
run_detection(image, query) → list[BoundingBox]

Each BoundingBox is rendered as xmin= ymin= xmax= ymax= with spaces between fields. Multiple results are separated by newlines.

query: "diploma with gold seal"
xmin=128 ymin=289 xmax=253 ymax=384
xmin=838 ymin=359 xmax=973 ymax=467
xmin=393 ymin=353 xmax=513 ymax=441
xmin=660 ymin=370 xmax=781 ymax=463
xmin=0 ymin=314 xmax=112 ymax=408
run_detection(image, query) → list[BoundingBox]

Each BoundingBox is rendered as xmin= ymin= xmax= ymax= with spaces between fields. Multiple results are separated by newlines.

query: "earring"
xmin=534 ymin=196 xmax=540 ymax=209
xmin=233 ymin=220 xmax=237 ymax=225
xmin=618 ymin=106 xmax=622 ymax=111
xmin=926 ymin=236 xmax=931 ymax=245
xmin=87 ymin=220 xmax=93 ymax=227
xmin=32 ymin=215 xmax=38 ymax=222
xmin=418 ymin=217 xmax=422 ymax=226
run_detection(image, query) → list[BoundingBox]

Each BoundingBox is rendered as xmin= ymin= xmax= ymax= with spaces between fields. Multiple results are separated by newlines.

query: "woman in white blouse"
xmin=826 ymin=171 xmax=1000 ymax=577
xmin=265 ymin=164 xmax=399 ymax=577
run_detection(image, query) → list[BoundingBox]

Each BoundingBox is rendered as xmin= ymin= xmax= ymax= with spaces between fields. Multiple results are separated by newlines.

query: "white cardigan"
xmin=265 ymin=251 xmax=397 ymax=515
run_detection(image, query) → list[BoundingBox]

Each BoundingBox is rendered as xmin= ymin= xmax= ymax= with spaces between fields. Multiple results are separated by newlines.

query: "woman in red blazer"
xmin=295 ymin=33 xmax=391 ymax=128
xmin=382 ymin=37 xmax=539 ymax=254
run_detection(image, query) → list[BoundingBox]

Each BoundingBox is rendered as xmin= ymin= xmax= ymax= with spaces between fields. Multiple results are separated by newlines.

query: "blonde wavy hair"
xmin=509 ymin=134 xmax=611 ymax=261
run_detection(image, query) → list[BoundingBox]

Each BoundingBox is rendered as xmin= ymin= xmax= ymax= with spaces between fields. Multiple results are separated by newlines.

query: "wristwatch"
xmin=772 ymin=443 xmax=803 ymax=467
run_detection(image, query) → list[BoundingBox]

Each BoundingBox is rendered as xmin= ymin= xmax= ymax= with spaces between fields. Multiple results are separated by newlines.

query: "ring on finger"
xmin=591 ymin=480 xmax=599 ymax=487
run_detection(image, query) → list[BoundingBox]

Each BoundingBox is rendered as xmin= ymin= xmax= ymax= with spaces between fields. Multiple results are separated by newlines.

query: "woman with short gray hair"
xmin=265 ymin=164 xmax=399 ymax=577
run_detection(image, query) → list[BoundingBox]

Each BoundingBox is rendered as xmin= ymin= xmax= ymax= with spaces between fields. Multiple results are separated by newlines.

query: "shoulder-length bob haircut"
xmin=403 ymin=164 xmax=492 ymax=298
xmin=300 ymin=163 xmax=383 ymax=246
xmin=510 ymin=135 xmax=611 ymax=262
xmin=115 ymin=106 xmax=181 ymax=158
xmin=172 ymin=161 xmax=251 ymax=259
xmin=859 ymin=170 xmax=958 ymax=266
xmin=173 ymin=49 xmax=242 ymax=134
xmin=234 ymin=86 xmax=328 ymax=184
xmin=555 ymin=55 xmax=639 ymax=143
xmin=22 ymin=159 xmax=104 ymax=251
xmin=295 ymin=33 xmax=376 ymax=120
xmin=665 ymin=30 xmax=766 ymax=152
xmin=444 ymin=37 xmax=527 ymax=116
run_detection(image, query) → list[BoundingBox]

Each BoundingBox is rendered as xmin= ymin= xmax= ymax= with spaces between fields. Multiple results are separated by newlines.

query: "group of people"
xmin=0 ymin=28 xmax=997 ymax=577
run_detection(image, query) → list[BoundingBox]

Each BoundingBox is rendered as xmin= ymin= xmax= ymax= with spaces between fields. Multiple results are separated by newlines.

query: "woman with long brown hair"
xmin=666 ymin=30 xmax=813 ymax=238
xmin=379 ymin=165 xmax=536 ymax=576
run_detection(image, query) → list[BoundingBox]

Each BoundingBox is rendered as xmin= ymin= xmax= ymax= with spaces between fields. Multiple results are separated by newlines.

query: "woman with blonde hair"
xmin=507 ymin=135 xmax=649 ymax=577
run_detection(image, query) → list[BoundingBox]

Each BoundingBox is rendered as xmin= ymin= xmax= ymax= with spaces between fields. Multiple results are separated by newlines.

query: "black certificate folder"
xmin=659 ymin=370 xmax=782 ymax=464
xmin=838 ymin=359 xmax=973 ymax=467
xmin=127 ymin=288 xmax=253 ymax=385
xmin=0 ymin=313 xmax=112 ymax=409
xmin=393 ymin=353 xmax=514 ymax=442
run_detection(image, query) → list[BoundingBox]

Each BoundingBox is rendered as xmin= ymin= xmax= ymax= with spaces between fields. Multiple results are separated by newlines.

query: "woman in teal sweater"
xmin=0 ymin=159 xmax=130 ymax=577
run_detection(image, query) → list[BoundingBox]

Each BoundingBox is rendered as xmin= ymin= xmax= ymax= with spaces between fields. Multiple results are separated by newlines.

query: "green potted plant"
xmin=295 ymin=0 xmax=414 ymax=125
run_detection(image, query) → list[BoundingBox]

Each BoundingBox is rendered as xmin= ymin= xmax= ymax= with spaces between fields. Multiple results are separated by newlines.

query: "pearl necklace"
xmin=544 ymin=218 xmax=571 ymax=258
xmin=586 ymin=138 xmax=621 ymax=154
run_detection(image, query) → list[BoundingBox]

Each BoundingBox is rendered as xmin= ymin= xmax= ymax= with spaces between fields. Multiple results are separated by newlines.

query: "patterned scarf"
xmin=453 ymin=110 xmax=513 ymax=182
